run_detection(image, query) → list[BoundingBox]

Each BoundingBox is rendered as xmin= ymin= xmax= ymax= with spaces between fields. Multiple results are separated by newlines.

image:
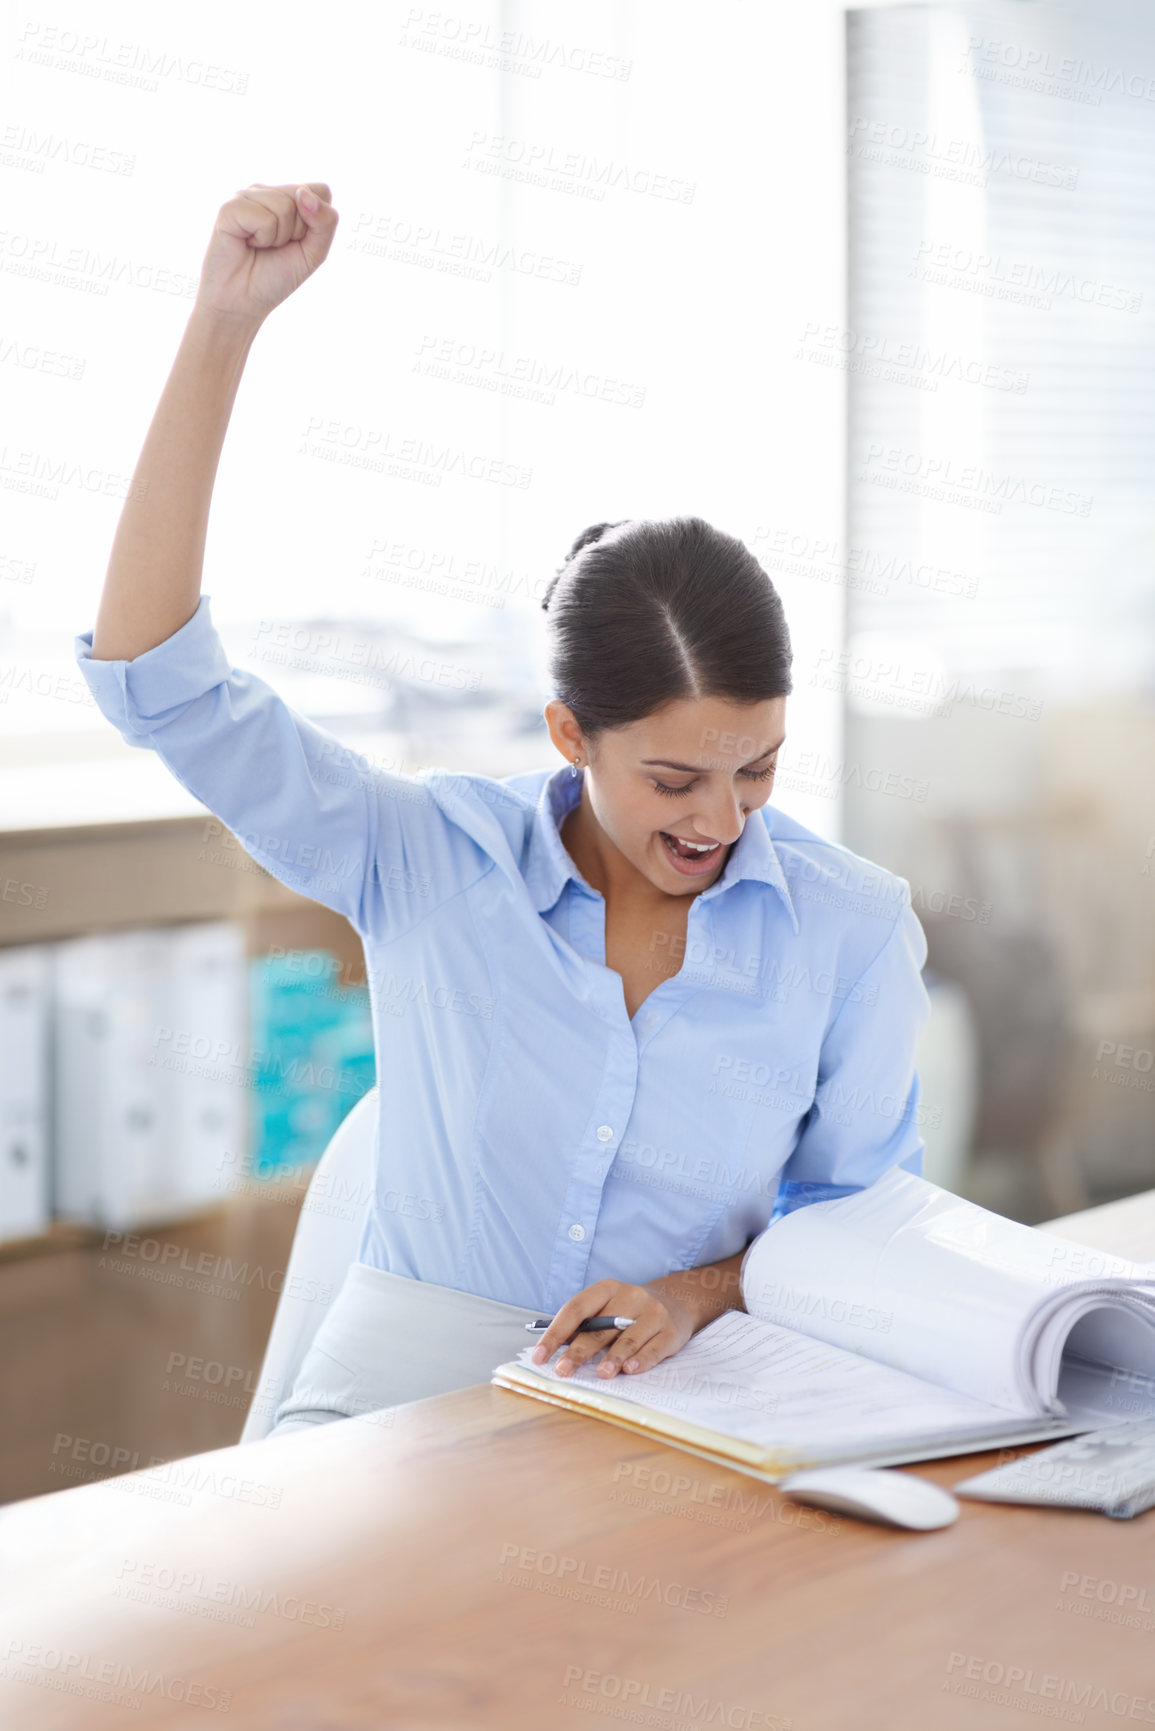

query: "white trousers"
xmin=269 ymin=1262 xmax=543 ymax=1435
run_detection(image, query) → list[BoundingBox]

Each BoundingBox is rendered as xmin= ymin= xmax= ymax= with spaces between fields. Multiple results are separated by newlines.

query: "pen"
xmin=524 ymin=1316 xmax=636 ymax=1333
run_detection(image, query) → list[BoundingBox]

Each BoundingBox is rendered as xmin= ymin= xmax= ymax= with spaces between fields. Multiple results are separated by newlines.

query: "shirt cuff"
xmin=74 ymin=594 xmax=234 ymax=740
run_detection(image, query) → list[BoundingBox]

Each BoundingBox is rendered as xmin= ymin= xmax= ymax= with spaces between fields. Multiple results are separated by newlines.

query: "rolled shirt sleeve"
xmin=75 ymin=594 xmax=386 ymax=933
xmin=771 ymin=889 xmax=932 ymax=1220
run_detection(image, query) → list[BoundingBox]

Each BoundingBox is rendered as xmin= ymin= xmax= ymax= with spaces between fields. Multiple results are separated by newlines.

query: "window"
xmin=845 ymin=0 xmax=1155 ymax=1218
xmin=1 ymin=1 xmax=849 ymax=836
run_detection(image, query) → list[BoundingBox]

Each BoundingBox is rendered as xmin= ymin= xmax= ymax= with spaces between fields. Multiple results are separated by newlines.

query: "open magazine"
xmin=491 ymin=1169 xmax=1155 ymax=1480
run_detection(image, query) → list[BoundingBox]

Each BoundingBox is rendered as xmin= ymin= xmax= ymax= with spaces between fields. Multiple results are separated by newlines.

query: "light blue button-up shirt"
xmin=76 ymin=595 xmax=931 ymax=1311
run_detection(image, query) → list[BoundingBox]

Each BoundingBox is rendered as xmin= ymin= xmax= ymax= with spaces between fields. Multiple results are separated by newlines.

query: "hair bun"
xmin=541 ymin=520 xmax=632 ymax=611
xmin=562 ymin=520 xmax=630 ymax=565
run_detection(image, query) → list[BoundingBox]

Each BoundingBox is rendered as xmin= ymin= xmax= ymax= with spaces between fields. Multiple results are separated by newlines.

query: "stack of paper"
xmin=493 ymin=1170 xmax=1155 ymax=1478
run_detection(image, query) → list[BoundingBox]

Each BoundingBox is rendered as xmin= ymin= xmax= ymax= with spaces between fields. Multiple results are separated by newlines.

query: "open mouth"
xmin=659 ymin=830 xmax=724 ymax=872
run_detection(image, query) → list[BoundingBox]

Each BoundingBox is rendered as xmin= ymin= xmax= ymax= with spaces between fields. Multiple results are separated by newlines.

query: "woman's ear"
xmin=543 ymin=699 xmax=584 ymax=765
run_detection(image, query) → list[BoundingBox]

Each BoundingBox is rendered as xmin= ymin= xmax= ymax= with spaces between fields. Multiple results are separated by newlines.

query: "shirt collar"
xmin=522 ymin=765 xmax=593 ymax=914
xmin=523 ymin=765 xmax=799 ymax=933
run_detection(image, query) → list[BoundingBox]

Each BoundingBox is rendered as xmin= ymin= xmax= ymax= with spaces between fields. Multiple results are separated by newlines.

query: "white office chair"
xmin=240 ymin=1086 xmax=379 ymax=1443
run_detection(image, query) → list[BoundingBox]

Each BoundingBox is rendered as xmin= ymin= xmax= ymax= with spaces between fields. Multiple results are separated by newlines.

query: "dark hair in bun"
xmin=540 ymin=515 xmax=792 ymax=739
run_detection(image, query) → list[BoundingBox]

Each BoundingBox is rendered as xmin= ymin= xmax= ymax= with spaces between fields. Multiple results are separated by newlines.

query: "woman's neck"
xmin=561 ymin=790 xmax=686 ymax=913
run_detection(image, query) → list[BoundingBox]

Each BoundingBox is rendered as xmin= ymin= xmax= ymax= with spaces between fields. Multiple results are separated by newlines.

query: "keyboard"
xmin=953 ymin=1417 xmax=1155 ymax=1519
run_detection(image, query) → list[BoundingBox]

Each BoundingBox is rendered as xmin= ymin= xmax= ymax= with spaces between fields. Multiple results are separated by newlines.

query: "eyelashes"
xmin=652 ymin=765 xmax=777 ymax=797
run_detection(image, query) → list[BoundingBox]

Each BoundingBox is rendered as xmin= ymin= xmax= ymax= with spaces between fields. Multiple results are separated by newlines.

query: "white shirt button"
xmin=568 ymin=1223 xmax=586 ymax=1241
xmin=596 ymin=1125 xmax=614 ymax=1142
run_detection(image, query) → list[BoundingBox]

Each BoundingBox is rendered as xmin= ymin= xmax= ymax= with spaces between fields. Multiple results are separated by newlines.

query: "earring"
xmin=570 ymin=757 xmax=581 ymax=778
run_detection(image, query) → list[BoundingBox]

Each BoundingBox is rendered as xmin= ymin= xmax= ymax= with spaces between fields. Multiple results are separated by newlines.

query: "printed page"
xmin=512 ymin=1309 xmax=1039 ymax=1462
xmin=741 ymin=1168 xmax=1155 ymax=1412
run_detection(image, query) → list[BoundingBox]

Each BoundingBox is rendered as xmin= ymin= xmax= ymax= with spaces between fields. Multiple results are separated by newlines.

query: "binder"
xmin=0 ymin=944 xmax=51 ymax=1242
xmin=51 ymin=922 xmax=248 ymax=1229
xmin=161 ymin=920 xmax=248 ymax=1210
xmin=52 ymin=929 xmax=171 ymax=1229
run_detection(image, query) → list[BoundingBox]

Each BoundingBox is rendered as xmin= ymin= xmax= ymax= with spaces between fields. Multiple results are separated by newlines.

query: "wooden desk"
xmin=2 ymin=1197 xmax=1154 ymax=1731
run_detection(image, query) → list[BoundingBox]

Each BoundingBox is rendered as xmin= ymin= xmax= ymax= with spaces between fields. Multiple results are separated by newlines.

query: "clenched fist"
xmin=194 ymin=182 xmax=339 ymax=325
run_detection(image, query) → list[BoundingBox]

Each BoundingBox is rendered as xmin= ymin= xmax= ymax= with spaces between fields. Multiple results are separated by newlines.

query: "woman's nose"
xmin=693 ymin=794 xmax=746 ymax=845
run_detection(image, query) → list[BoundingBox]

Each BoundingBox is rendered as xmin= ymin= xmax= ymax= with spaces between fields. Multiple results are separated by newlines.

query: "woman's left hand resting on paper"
xmin=531 ymin=1249 xmax=746 ymax=1379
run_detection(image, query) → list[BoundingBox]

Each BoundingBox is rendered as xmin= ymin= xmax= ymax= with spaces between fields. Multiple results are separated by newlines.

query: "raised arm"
xmin=91 ymin=182 xmax=339 ymax=662
xmin=79 ymin=183 xmax=489 ymax=940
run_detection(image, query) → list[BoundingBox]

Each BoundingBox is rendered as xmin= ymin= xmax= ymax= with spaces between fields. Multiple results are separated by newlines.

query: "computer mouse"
xmin=778 ymin=1467 xmax=960 ymax=1530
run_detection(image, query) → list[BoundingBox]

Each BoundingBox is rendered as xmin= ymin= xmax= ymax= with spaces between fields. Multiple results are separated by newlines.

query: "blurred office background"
xmin=0 ymin=0 xmax=1152 ymax=1499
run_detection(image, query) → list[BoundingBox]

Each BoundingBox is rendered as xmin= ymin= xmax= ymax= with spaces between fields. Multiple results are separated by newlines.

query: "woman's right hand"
xmin=193 ymin=182 xmax=339 ymax=326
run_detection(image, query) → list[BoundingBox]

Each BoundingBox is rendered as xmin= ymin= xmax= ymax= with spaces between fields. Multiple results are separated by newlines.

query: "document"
xmin=739 ymin=1167 xmax=1155 ymax=1420
xmin=492 ymin=1171 xmax=1155 ymax=1477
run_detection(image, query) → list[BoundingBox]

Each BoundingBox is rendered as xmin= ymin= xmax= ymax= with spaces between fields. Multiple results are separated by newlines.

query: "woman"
xmin=77 ymin=184 xmax=931 ymax=1435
